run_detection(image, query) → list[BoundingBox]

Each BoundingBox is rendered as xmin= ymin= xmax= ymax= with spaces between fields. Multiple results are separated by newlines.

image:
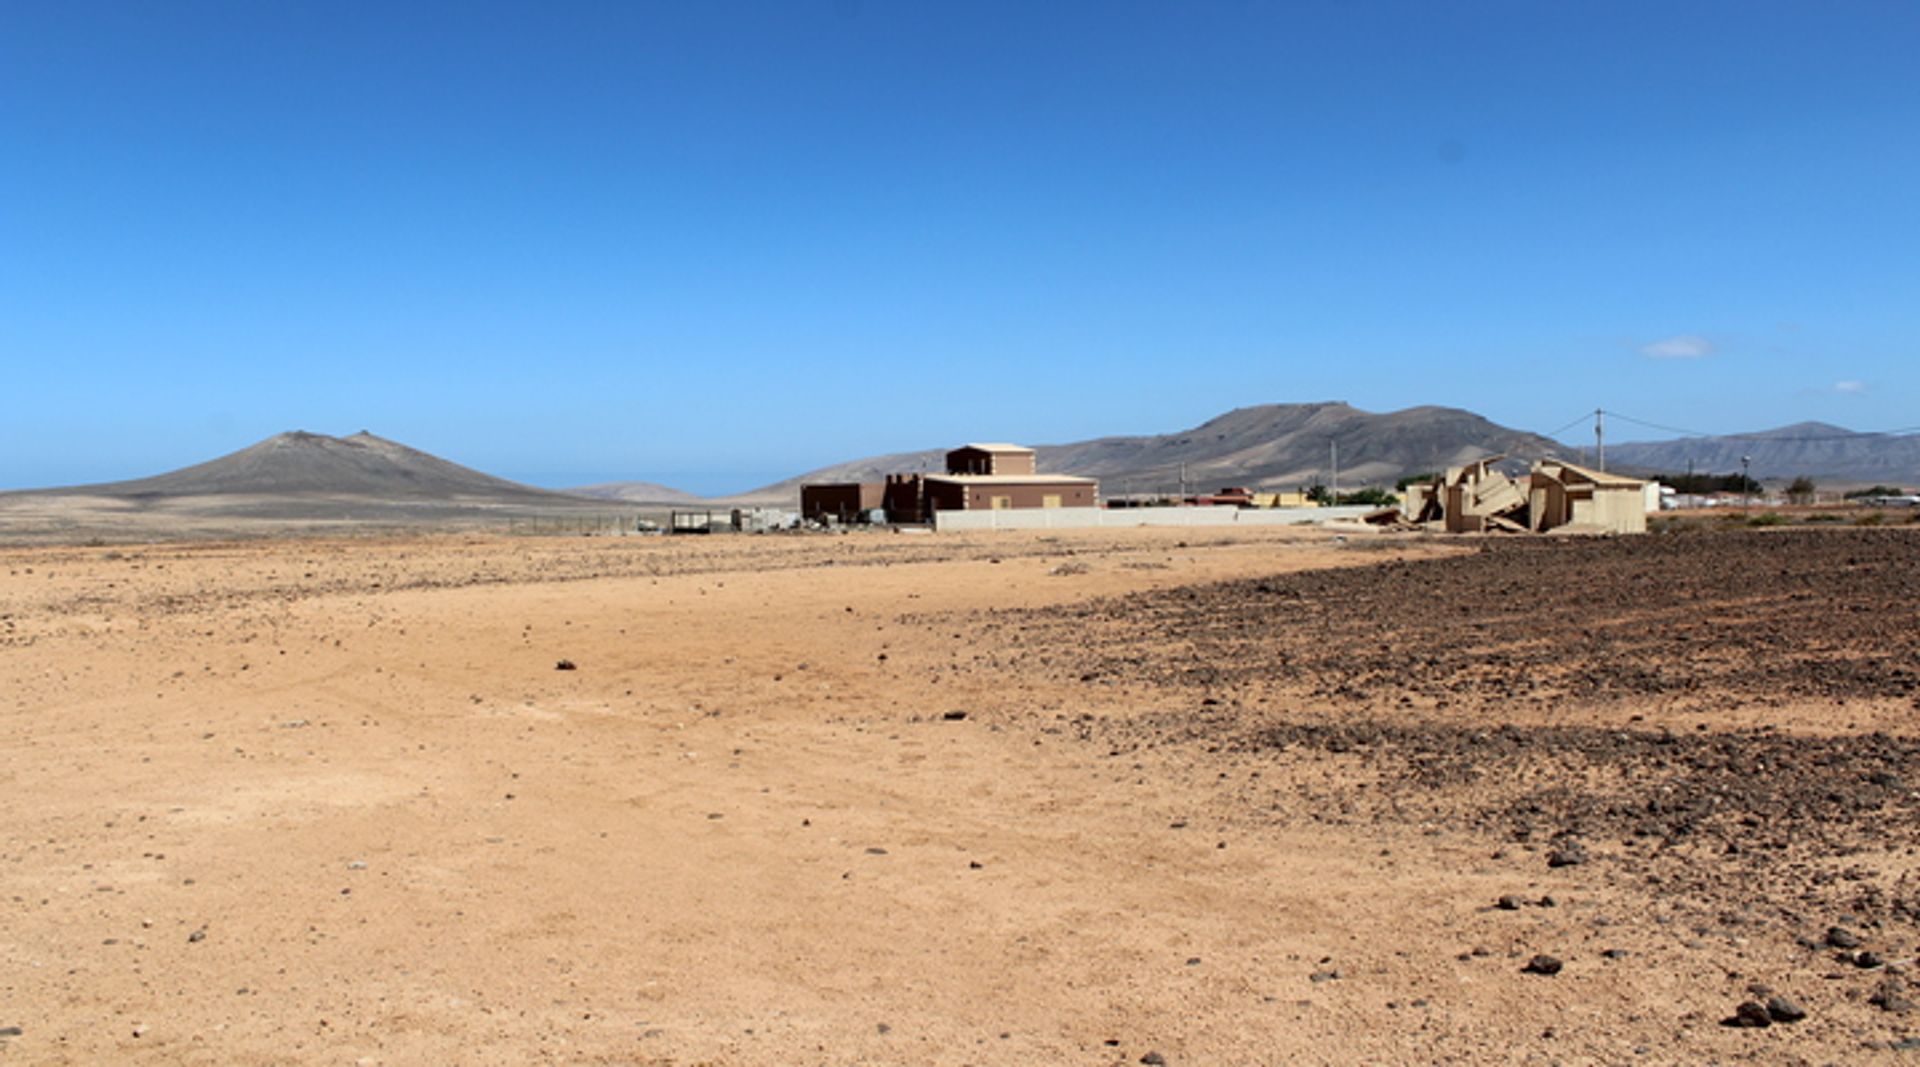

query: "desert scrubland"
xmin=4 ymin=526 xmax=1919 ymax=1065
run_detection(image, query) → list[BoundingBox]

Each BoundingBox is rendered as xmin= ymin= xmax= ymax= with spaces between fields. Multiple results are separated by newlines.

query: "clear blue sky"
xmin=4 ymin=1 xmax=1917 ymax=493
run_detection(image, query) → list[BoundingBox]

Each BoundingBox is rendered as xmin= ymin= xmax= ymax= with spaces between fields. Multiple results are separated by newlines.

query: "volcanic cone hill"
xmin=39 ymin=431 xmax=583 ymax=503
xmin=0 ymin=431 xmax=626 ymax=542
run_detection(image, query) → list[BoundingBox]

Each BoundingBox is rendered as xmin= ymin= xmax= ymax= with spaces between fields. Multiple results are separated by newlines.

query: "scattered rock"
xmin=1309 ymin=970 xmax=1341 ymax=983
xmin=1765 ymin=995 xmax=1807 ymax=1023
xmin=187 ymin=928 xmax=206 ymax=943
xmin=941 ymin=710 xmax=968 ymax=721
xmin=554 ymin=659 xmax=576 ymax=671
xmin=1522 ymin=955 xmax=1562 ymax=976
xmin=1496 ymin=895 xmax=1524 ymax=911
xmin=1546 ymin=845 xmax=1588 ymax=868
xmin=1826 ymin=925 xmax=1863 ymax=950
xmin=1869 ymin=977 xmax=1915 ymax=1014
xmin=1724 ymin=1001 xmax=1772 ymax=1028
xmin=1854 ymin=950 xmax=1886 ymax=969
xmin=1141 ymin=1054 xmax=1167 ymax=1066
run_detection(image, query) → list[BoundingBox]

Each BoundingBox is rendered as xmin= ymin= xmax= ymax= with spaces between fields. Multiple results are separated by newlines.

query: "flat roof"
xmin=951 ymin=443 xmax=1035 ymax=453
xmin=925 ymin=473 xmax=1096 ymax=485
xmin=1537 ymin=459 xmax=1646 ymax=487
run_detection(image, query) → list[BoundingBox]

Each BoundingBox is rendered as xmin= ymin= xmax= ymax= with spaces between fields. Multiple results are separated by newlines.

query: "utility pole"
xmin=1330 ymin=438 xmax=1339 ymax=505
xmin=1595 ymin=408 xmax=1605 ymax=472
xmin=1179 ymin=462 xmax=1187 ymax=500
xmin=1742 ymin=455 xmax=1752 ymax=511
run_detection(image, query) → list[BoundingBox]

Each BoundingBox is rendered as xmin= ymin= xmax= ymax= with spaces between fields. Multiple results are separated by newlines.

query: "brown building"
xmin=799 ymin=482 xmax=884 ymax=522
xmin=801 ymin=442 xmax=1099 ymax=524
xmin=921 ymin=443 xmax=1095 ymax=515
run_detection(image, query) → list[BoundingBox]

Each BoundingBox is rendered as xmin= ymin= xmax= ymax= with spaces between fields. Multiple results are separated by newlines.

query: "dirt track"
xmin=4 ymin=526 xmax=1919 ymax=1064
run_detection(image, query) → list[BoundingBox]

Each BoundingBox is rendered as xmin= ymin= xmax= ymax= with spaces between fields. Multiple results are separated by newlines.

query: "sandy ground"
xmin=3 ymin=526 xmax=1917 ymax=1065
xmin=0 ymin=492 xmax=650 ymax=546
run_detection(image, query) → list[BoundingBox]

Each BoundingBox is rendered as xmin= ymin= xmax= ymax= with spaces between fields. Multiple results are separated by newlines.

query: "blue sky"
xmin=4 ymin=1 xmax=1917 ymax=493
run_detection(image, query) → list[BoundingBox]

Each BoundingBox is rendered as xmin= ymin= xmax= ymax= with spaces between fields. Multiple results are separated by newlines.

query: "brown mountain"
xmin=736 ymin=402 xmax=1568 ymax=502
xmin=0 ymin=431 xmax=629 ymax=542
xmin=1603 ymin=422 xmax=1920 ymax=485
xmin=0 ymin=429 xmax=610 ymax=514
xmin=28 ymin=430 xmax=587 ymax=503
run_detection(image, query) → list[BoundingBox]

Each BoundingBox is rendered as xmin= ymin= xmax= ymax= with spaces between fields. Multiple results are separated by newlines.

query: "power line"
xmin=1600 ymin=410 xmax=1920 ymax=443
xmin=1537 ymin=412 xmax=1595 ymax=440
xmin=1442 ymin=408 xmax=1918 ymax=472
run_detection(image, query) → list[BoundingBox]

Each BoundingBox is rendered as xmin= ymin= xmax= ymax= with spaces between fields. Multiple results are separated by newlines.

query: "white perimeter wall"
xmin=931 ymin=505 xmax=1376 ymax=531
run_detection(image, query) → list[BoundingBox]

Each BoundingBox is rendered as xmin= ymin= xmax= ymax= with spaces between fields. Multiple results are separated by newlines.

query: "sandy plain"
xmin=3 ymin=525 xmax=1918 ymax=1065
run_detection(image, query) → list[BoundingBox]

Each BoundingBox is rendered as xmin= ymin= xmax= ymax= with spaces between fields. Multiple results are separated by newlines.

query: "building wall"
xmin=1444 ymin=484 xmax=1482 ymax=533
xmin=934 ymin=504 xmax=1376 ymax=531
xmin=925 ymin=479 xmax=1096 ymax=512
xmin=1584 ymin=486 xmax=1648 ymax=533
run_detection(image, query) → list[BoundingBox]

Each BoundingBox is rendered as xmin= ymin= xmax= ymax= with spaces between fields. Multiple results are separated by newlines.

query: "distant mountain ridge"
xmin=1604 ymin=422 xmax=1920 ymax=484
xmin=735 ymin=402 xmax=1570 ymax=502
xmin=13 ymin=412 xmax=1914 ymax=523
xmin=565 ymin=481 xmax=708 ymax=505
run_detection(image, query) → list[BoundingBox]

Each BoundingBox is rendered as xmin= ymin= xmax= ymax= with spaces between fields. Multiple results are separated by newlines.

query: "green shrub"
xmin=1747 ymin=512 xmax=1788 ymax=527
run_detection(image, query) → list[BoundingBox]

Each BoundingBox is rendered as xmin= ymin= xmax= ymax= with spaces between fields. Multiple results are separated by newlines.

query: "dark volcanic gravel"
xmin=965 ymin=528 xmax=1920 ymax=941
xmin=989 ymin=528 xmax=1920 ymax=709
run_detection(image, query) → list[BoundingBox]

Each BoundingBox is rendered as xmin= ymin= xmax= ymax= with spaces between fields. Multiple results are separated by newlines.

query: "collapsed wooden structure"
xmin=1400 ymin=457 xmax=1648 ymax=535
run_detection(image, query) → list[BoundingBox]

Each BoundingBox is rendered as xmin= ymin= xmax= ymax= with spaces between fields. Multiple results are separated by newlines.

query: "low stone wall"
xmin=930 ymin=505 xmax=1375 ymax=531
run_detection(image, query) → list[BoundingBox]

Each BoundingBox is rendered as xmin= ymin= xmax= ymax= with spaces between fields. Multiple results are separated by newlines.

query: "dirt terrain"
xmin=4 ymin=525 xmax=1919 ymax=1064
